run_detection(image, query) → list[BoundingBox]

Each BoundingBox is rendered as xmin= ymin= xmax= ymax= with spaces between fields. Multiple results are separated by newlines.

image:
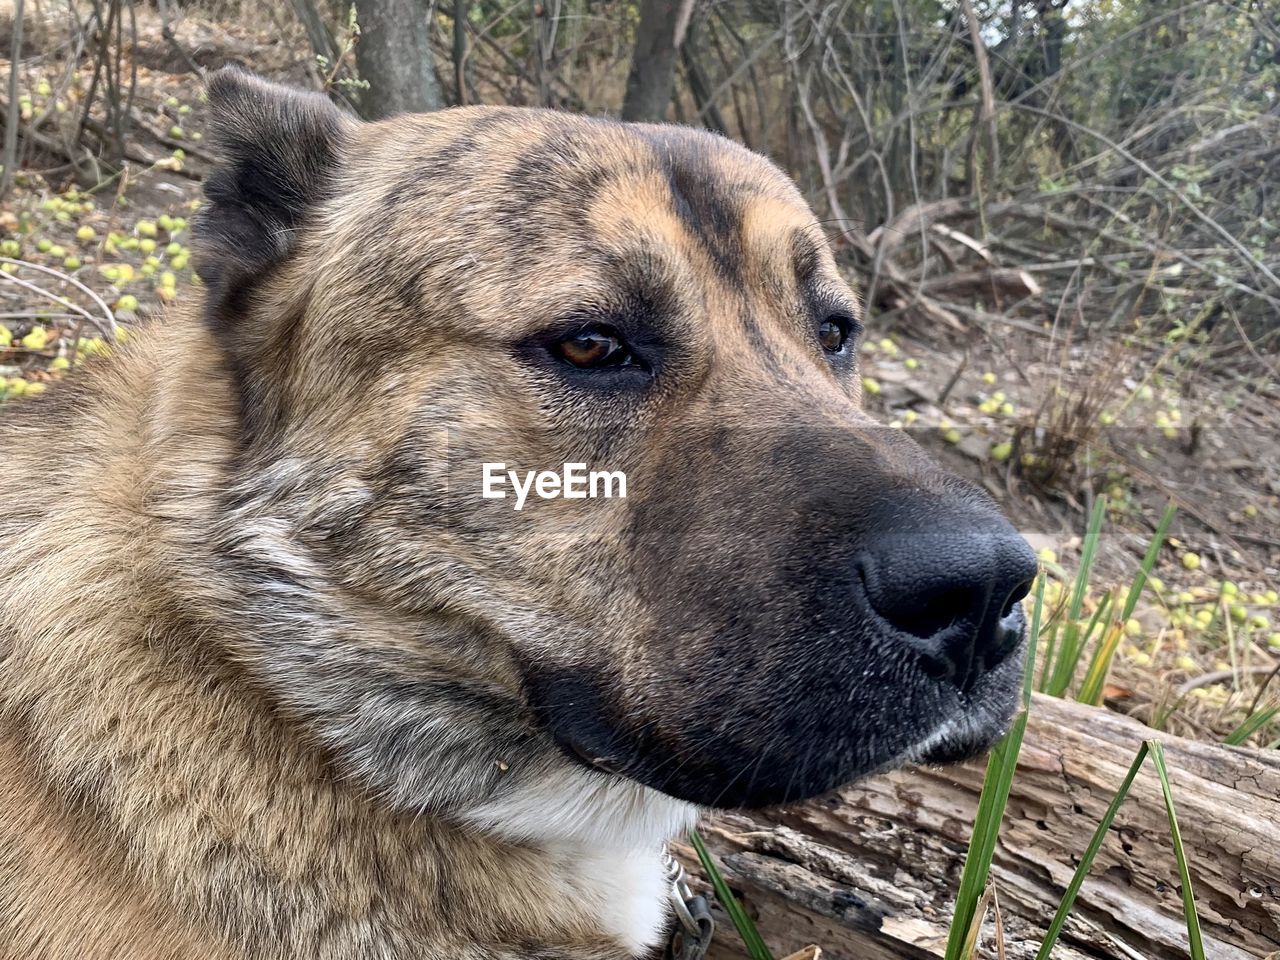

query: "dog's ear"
xmin=194 ymin=68 xmax=356 ymax=440
xmin=195 ymin=67 xmax=355 ymax=301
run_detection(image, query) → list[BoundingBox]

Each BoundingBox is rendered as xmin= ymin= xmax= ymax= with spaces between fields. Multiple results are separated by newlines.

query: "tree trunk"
xmin=1 ymin=0 xmax=25 ymax=197
xmin=621 ymin=0 xmax=684 ymax=122
xmin=353 ymin=0 xmax=444 ymax=119
xmin=675 ymin=694 xmax=1280 ymax=960
xmin=289 ymin=0 xmax=339 ymax=68
xmin=451 ymin=0 xmax=470 ymax=105
xmin=680 ymin=18 xmax=728 ymax=136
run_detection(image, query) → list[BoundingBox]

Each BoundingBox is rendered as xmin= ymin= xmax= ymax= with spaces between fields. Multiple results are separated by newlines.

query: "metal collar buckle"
xmin=662 ymin=851 xmax=715 ymax=960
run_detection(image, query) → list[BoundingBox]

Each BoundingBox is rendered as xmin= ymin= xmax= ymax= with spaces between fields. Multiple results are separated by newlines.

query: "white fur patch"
xmin=463 ymin=767 xmax=697 ymax=850
xmin=462 ymin=767 xmax=699 ymax=954
xmin=557 ymin=845 xmax=672 ymax=954
xmin=227 ymin=499 xmax=702 ymax=953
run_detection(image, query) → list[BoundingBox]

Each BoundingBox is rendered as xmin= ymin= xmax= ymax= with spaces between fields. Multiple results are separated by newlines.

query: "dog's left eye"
xmin=555 ymin=327 xmax=637 ymax=369
xmin=818 ymin=315 xmax=853 ymax=354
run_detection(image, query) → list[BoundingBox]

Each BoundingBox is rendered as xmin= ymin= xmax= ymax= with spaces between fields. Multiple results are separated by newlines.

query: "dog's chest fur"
xmin=463 ymin=769 xmax=700 ymax=953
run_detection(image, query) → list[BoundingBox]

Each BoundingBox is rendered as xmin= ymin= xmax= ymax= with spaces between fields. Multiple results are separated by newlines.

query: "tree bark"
xmin=621 ymin=0 xmax=685 ymax=122
xmin=675 ymin=694 xmax=1280 ymax=960
xmin=353 ymin=0 xmax=444 ymax=119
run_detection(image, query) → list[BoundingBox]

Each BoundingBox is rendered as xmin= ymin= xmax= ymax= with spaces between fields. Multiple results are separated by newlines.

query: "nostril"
xmin=1000 ymin=578 xmax=1033 ymax=620
xmin=873 ymin=583 xmax=978 ymax=642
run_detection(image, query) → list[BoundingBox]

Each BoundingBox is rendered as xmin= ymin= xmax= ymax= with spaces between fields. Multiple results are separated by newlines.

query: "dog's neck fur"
xmin=0 ymin=317 xmax=695 ymax=959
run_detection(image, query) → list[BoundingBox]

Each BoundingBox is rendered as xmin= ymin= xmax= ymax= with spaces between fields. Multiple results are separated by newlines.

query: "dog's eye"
xmin=556 ymin=327 xmax=635 ymax=369
xmin=818 ymin=315 xmax=852 ymax=354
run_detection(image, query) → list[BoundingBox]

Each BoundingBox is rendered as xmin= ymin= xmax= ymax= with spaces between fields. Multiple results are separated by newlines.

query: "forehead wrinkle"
xmin=732 ymin=202 xmax=831 ymax=344
xmin=631 ymin=128 xmax=756 ymax=280
xmin=789 ymin=225 xmax=831 ymax=282
xmin=582 ymin=150 xmax=832 ymax=375
xmin=740 ymin=197 xmax=815 ymax=267
xmin=585 ymin=170 xmax=715 ymax=283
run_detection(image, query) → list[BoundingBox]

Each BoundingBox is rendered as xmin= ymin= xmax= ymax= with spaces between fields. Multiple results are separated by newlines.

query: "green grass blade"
xmin=1037 ymin=619 xmax=1060 ymax=693
xmin=1067 ymin=495 xmax=1108 ymax=623
xmin=1148 ymin=740 xmax=1206 ymax=960
xmin=1047 ymin=593 xmax=1109 ymax=699
xmin=1044 ymin=621 xmax=1079 ymax=698
xmin=1150 ymin=689 xmax=1188 ymax=733
xmin=1078 ymin=620 xmax=1124 ymax=707
xmin=943 ymin=584 xmax=1043 ymax=960
xmin=943 ymin=733 xmax=1023 ymax=960
xmin=1049 ymin=590 xmax=1113 ymax=698
xmin=1119 ymin=503 xmax=1177 ymax=623
xmin=689 ymin=829 xmax=773 ymax=960
xmin=1224 ymin=705 xmax=1280 ymax=746
xmin=1034 ymin=743 xmax=1149 ymax=960
xmin=1079 ymin=589 xmax=1114 ymax=647
xmin=1077 ymin=506 xmax=1175 ymax=707
xmin=1024 ymin=577 xmax=1045 ymax=706
xmin=1078 ymin=587 xmax=1127 ymax=706
xmin=960 ymin=886 xmax=995 ymax=960
xmin=1043 ymin=496 xmax=1109 ymax=697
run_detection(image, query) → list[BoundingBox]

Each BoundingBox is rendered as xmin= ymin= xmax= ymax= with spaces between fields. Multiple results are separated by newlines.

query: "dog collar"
xmin=662 ymin=851 xmax=715 ymax=960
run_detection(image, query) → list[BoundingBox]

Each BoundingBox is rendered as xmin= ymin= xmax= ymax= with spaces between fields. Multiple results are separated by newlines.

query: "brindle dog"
xmin=0 ymin=68 xmax=1036 ymax=959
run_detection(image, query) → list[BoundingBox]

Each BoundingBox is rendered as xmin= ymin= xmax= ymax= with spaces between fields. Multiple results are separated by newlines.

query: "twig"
xmin=1246 ymin=662 xmax=1280 ymax=719
xmin=936 ymin=351 xmax=968 ymax=407
xmin=1176 ymin=666 xmax=1278 ymax=698
xmin=0 ymin=259 xmax=117 ymax=338
xmin=157 ymin=0 xmax=205 ymax=77
xmin=958 ymin=0 xmax=998 ymax=184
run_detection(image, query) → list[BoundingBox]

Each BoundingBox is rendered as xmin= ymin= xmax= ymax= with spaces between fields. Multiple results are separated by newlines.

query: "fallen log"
xmin=674 ymin=693 xmax=1280 ymax=960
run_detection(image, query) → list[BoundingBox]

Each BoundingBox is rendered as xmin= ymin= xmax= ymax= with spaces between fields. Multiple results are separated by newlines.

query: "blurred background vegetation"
xmin=0 ymin=0 xmax=1277 ymax=740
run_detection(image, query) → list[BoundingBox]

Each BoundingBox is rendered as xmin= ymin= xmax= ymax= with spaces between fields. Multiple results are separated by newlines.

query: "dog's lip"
xmin=566 ymin=739 xmax=624 ymax=776
xmin=910 ymin=708 xmax=1010 ymax=766
xmin=910 ymin=632 xmax=1026 ymax=766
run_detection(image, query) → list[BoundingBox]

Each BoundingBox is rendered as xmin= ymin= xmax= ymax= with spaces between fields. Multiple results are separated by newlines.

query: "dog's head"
xmin=195 ymin=70 xmax=1036 ymax=830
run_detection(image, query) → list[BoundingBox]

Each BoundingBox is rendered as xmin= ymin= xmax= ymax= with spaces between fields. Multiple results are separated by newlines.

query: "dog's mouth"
xmin=903 ymin=627 xmax=1027 ymax=767
xmin=566 ymin=740 xmax=626 ymax=776
xmin=529 ymin=607 xmax=1029 ymax=811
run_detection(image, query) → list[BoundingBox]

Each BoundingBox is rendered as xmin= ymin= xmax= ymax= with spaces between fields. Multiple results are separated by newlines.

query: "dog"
xmin=0 ymin=67 xmax=1037 ymax=959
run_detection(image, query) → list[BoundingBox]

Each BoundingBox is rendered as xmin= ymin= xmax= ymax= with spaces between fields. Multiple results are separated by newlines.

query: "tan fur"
xmin=0 ymin=319 xmax=638 ymax=958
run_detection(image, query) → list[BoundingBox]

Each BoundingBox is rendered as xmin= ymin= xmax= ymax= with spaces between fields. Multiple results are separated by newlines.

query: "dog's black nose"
xmin=857 ymin=515 xmax=1038 ymax=691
